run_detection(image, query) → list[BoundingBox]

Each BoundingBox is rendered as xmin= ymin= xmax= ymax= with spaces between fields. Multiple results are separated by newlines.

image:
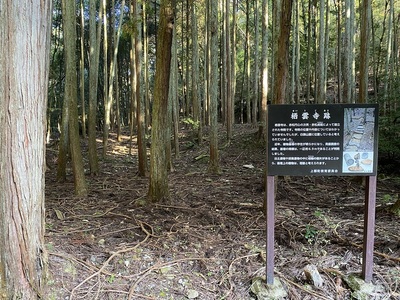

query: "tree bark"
xmin=252 ymin=0 xmax=259 ymax=125
xmin=134 ymin=0 xmax=147 ymax=176
xmin=103 ymin=0 xmax=126 ymax=158
xmin=273 ymin=0 xmax=293 ymax=104
xmin=316 ymin=0 xmax=326 ymax=103
xmin=148 ymin=0 xmax=175 ymax=202
xmin=191 ymin=2 xmax=203 ymax=143
xmin=208 ymin=0 xmax=220 ymax=173
xmin=88 ymin=0 xmax=103 ymax=175
xmin=358 ymin=0 xmax=371 ymax=104
xmin=0 ymin=0 xmax=52 ymax=298
xmin=260 ymin=0 xmax=269 ymax=140
xmin=80 ymin=0 xmax=86 ymax=138
xmin=62 ymin=0 xmax=88 ymax=196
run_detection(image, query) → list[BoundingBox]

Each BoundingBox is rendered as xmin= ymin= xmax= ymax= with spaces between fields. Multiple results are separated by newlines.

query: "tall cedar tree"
xmin=88 ymin=0 xmax=102 ymax=175
xmin=62 ymin=0 xmax=88 ymax=196
xmin=0 ymin=1 xmax=51 ymax=298
xmin=273 ymin=0 xmax=293 ymax=104
xmin=148 ymin=0 xmax=175 ymax=202
xmin=208 ymin=0 xmax=220 ymax=173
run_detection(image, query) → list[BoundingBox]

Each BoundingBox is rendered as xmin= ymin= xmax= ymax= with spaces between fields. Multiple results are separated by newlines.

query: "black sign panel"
xmin=267 ymin=104 xmax=379 ymax=176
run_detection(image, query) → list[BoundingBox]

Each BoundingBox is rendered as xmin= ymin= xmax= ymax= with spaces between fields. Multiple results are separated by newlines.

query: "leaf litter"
xmin=45 ymin=124 xmax=400 ymax=299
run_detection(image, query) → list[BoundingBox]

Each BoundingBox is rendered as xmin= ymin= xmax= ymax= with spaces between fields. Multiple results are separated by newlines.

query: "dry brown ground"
xmin=45 ymin=124 xmax=400 ymax=300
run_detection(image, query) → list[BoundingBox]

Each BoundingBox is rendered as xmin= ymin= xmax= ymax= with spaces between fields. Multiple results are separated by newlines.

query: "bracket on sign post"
xmin=265 ymin=104 xmax=379 ymax=285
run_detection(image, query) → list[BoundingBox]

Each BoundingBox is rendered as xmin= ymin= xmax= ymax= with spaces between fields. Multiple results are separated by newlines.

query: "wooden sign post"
xmin=266 ymin=104 xmax=379 ymax=285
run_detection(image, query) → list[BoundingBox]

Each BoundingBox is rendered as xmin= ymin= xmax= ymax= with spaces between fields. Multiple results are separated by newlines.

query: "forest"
xmin=0 ymin=0 xmax=399 ymax=299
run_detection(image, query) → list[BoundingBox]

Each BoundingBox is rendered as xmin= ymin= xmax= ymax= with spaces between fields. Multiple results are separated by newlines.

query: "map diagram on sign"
xmin=342 ymin=107 xmax=376 ymax=173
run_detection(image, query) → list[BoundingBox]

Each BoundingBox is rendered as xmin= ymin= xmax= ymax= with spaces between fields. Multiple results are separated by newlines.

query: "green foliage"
xmin=182 ymin=117 xmax=200 ymax=130
xmin=304 ymin=224 xmax=318 ymax=244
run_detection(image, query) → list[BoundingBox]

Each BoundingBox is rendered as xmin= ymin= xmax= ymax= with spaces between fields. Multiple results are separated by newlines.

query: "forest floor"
xmin=45 ymin=124 xmax=400 ymax=300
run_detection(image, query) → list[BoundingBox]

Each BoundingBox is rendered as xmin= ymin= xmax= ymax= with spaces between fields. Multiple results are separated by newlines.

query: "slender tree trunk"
xmin=0 ymin=0 xmax=51 ymax=298
xmin=129 ymin=0 xmax=137 ymax=155
xmin=148 ymin=0 xmax=175 ymax=202
xmin=260 ymin=0 xmax=269 ymax=140
xmin=208 ymin=0 xmax=220 ymax=173
xmin=116 ymin=63 xmax=121 ymax=141
xmin=271 ymin=0 xmax=281 ymax=101
xmin=103 ymin=0 xmax=125 ymax=157
xmin=80 ymin=0 xmax=86 ymax=138
xmin=135 ymin=0 xmax=147 ymax=176
xmin=57 ymin=79 xmax=70 ymax=181
xmin=252 ymin=0 xmax=259 ymax=125
xmin=324 ymin=0 xmax=330 ymax=101
xmin=316 ymin=0 xmax=326 ymax=103
xmin=225 ymin=0 xmax=233 ymax=140
xmin=358 ymin=0 xmax=371 ymax=104
xmin=192 ymin=2 xmax=203 ymax=143
xmin=88 ymin=0 xmax=103 ymax=175
xmin=143 ymin=1 xmax=150 ymax=130
xmin=102 ymin=0 xmax=109 ymax=157
xmin=231 ymin=0 xmax=237 ymax=127
xmin=62 ymin=0 xmax=88 ymax=196
xmin=245 ymin=0 xmax=251 ymax=123
xmin=344 ymin=0 xmax=355 ymax=103
xmin=171 ymin=28 xmax=180 ymax=157
xmin=306 ymin=0 xmax=312 ymax=103
xmin=383 ymin=0 xmax=394 ymax=109
xmin=273 ymin=0 xmax=293 ymax=104
xmin=291 ymin=0 xmax=300 ymax=104
xmin=336 ymin=0 xmax=342 ymax=103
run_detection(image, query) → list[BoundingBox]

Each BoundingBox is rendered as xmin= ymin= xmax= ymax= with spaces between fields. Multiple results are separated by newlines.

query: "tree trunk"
xmin=273 ymin=0 xmax=293 ymax=104
xmin=171 ymin=27 xmax=180 ymax=157
xmin=225 ymin=0 xmax=233 ymax=140
xmin=252 ymin=0 xmax=259 ymax=125
xmin=271 ymin=0 xmax=281 ymax=101
xmin=358 ymin=0 xmax=371 ymax=104
xmin=208 ymin=0 xmax=220 ymax=173
xmin=383 ymin=0 xmax=394 ymax=111
xmin=62 ymin=0 xmax=88 ymax=196
xmin=0 ymin=0 xmax=51 ymax=298
xmin=103 ymin=0 xmax=126 ymax=158
xmin=316 ymin=0 xmax=326 ymax=103
xmin=148 ymin=0 xmax=175 ymax=202
xmin=192 ymin=2 xmax=203 ymax=143
xmin=335 ymin=0 xmax=343 ymax=103
xmin=260 ymin=0 xmax=269 ymax=140
xmin=305 ymin=0 xmax=312 ymax=103
xmin=344 ymin=0 xmax=355 ymax=103
xmin=88 ymin=0 xmax=103 ymax=175
xmin=143 ymin=1 xmax=150 ymax=130
xmin=134 ymin=0 xmax=147 ymax=176
xmin=80 ymin=0 xmax=86 ymax=138
xmin=102 ymin=0 xmax=109 ymax=158
xmin=245 ymin=0 xmax=251 ymax=123
xmin=231 ymin=0 xmax=237 ymax=129
xmin=291 ymin=0 xmax=300 ymax=104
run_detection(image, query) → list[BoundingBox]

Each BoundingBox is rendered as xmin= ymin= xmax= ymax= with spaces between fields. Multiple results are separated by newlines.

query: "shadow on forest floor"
xmin=45 ymin=124 xmax=400 ymax=299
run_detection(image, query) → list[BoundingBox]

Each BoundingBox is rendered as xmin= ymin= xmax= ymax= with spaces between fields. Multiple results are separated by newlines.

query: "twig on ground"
xmin=69 ymin=220 xmax=152 ymax=300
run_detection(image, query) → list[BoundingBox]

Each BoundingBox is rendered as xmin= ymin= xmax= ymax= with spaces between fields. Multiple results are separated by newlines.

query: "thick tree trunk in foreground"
xmin=148 ymin=0 xmax=175 ymax=202
xmin=0 ymin=1 xmax=52 ymax=298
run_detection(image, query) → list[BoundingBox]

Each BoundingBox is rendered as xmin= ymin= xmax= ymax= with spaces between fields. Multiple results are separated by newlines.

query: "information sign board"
xmin=267 ymin=104 xmax=378 ymax=176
